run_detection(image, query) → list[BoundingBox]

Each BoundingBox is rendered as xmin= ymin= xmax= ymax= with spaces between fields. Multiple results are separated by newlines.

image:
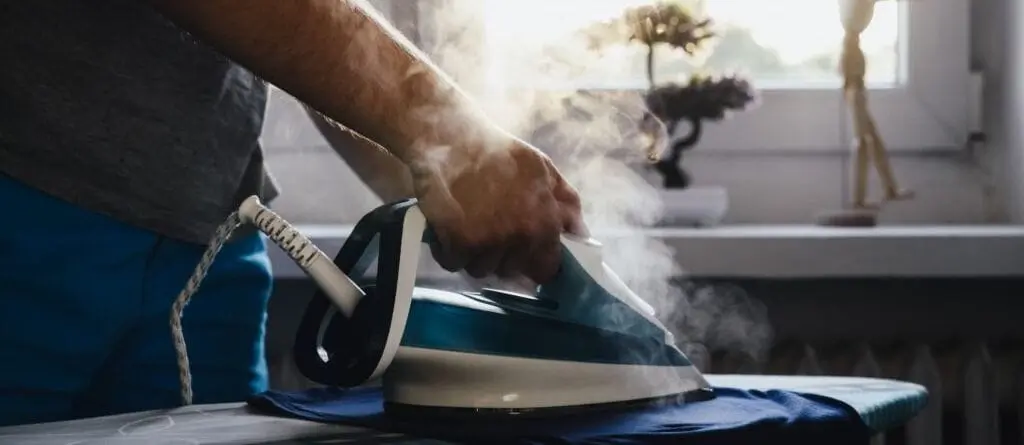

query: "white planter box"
xmin=657 ymin=186 xmax=729 ymax=227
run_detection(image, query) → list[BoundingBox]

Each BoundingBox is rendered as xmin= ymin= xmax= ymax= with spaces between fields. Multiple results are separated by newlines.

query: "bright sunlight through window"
xmin=482 ymin=0 xmax=899 ymax=90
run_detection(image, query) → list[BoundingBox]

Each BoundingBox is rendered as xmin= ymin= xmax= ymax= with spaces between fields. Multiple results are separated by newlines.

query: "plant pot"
xmin=657 ymin=186 xmax=729 ymax=227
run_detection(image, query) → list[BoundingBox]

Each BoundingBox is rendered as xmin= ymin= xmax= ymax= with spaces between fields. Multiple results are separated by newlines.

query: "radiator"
xmin=691 ymin=341 xmax=1009 ymax=445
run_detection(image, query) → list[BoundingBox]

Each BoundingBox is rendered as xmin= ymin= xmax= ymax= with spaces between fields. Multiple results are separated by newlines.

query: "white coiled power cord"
xmin=170 ymin=196 xmax=364 ymax=405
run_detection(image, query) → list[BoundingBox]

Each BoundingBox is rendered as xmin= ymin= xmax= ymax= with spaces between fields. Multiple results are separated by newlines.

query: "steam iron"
xmin=292 ymin=199 xmax=714 ymax=418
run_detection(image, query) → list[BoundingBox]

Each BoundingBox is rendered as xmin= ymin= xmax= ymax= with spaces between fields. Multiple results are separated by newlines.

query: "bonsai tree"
xmin=580 ymin=1 xmax=757 ymax=188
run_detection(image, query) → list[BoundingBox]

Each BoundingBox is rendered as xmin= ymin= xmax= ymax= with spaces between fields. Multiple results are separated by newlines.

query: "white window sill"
xmin=268 ymin=225 xmax=1024 ymax=279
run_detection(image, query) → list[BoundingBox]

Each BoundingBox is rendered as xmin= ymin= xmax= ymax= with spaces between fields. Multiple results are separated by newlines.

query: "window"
xmin=471 ymin=0 xmax=970 ymax=151
xmin=260 ymin=0 xmax=972 ymax=226
xmin=483 ymin=0 xmax=898 ymax=88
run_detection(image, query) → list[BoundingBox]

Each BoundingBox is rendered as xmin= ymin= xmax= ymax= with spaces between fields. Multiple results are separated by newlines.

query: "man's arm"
xmin=151 ymin=0 xmax=504 ymax=167
xmin=307 ymin=109 xmax=414 ymax=203
xmin=151 ymin=0 xmax=587 ymax=283
xmin=307 ymin=110 xmax=538 ymax=291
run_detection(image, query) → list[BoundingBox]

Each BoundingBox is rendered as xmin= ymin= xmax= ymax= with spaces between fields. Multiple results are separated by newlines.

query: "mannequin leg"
xmin=855 ymin=101 xmax=913 ymax=201
xmin=853 ymin=138 xmax=873 ymax=208
xmin=847 ymin=88 xmax=875 ymax=208
xmin=866 ymin=129 xmax=914 ymax=201
xmin=849 ymin=88 xmax=913 ymax=205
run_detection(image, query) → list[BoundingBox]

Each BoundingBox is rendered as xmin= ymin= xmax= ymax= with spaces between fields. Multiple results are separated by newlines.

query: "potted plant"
xmin=583 ymin=1 xmax=757 ymax=189
xmin=576 ymin=2 xmax=757 ymax=225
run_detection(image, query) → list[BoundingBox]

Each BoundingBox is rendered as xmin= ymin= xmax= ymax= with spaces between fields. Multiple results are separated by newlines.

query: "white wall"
xmin=977 ymin=0 xmax=1024 ymax=223
xmin=261 ymin=0 xmax=1010 ymax=226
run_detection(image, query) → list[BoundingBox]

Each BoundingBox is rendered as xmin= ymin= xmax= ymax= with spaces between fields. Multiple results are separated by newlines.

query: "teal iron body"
xmin=292 ymin=199 xmax=714 ymax=418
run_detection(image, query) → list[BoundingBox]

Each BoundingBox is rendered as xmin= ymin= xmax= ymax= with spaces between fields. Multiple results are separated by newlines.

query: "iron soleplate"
xmin=383 ymin=387 xmax=715 ymax=421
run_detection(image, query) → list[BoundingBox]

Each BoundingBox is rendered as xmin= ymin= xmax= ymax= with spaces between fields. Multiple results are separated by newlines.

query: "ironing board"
xmin=0 ymin=375 xmax=927 ymax=445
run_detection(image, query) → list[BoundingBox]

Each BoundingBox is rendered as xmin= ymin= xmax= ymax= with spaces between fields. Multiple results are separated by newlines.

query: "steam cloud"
xmin=419 ymin=0 xmax=774 ymax=369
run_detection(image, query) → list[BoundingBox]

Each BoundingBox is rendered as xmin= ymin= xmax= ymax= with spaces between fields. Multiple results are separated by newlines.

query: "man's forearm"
xmin=152 ymin=0 xmax=502 ymax=165
xmin=309 ymin=110 xmax=414 ymax=203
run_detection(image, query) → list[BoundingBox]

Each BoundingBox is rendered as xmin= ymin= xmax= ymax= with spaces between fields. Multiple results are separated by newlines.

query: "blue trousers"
xmin=0 ymin=173 xmax=273 ymax=426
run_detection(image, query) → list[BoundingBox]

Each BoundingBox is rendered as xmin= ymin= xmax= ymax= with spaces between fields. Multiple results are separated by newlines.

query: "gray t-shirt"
xmin=0 ymin=0 xmax=279 ymax=245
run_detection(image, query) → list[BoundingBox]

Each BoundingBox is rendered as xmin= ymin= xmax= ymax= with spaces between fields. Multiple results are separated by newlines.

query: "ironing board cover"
xmin=0 ymin=375 xmax=929 ymax=445
xmin=708 ymin=374 xmax=929 ymax=433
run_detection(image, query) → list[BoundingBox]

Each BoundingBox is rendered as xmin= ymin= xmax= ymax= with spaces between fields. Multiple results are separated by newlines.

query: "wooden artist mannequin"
xmin=839 ymin=0 xmax=913 ymax=209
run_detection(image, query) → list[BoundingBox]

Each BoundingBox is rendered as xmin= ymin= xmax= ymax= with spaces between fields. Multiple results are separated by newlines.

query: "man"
xmin=0 ymin=0 xmax=585 ymax=426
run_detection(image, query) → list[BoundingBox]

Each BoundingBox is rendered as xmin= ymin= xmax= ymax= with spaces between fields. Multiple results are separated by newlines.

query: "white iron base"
xmin=383 ymin=347 xmax=711 ymax=410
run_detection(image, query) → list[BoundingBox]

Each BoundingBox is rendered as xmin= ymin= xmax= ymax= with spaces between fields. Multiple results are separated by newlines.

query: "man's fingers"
xmin=417 ymin=182 xmax=474 ymax=273
xmin=430 ymin=245 xmax=468 ymax=273
xmin=498 ymin=200 xmax=576 ymax=283
xmin=563 ymin=208 xmax=589 ymax=237
xmin=416 ymin=147 xmax=584 ymax=284
xmin=428 ymin=229 xmax=470 ymax=273
xmin=495 ymin=232 xmax=531 ymax=279
xmin=519 ymin=228 xmax=562 ymax=284
xmin=529 ymin=239 xmax=563 ymax=284
xmin=552 ymin=176 xmax=588 ymax=237
xmin=552 ymin=175 xmax=582 ymax=209
xmin=496 ymin=251 xmax=525 ymax=279
xmin=465 ymin=248 xmax=506 ymax=279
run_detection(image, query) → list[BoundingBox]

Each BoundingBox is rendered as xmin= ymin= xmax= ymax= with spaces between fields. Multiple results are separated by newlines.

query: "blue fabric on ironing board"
xmin=248 ymin=386 xmax=871 ymax=445
xmin=707 ymin=375 xmax=929 ymax=434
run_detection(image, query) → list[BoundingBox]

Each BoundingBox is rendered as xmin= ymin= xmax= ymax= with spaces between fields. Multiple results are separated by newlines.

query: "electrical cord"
xmin=169 ymin=197 xmax=329 ymax=405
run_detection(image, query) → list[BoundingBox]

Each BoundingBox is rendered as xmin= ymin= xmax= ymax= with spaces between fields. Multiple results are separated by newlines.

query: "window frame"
xmin=414 ymin=0 xmax=971 ymax=153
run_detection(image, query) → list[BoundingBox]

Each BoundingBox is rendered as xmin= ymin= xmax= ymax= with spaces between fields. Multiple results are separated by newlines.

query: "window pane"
xmin=482 ymin=0 xmax=899 ymax=89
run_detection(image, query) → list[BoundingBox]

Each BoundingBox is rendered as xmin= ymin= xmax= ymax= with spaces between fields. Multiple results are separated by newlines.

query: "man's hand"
xmin=311 ymin=109 xmax=585 ymax=283
xmin=409 ymin=134 xmax=587 ymax=284
xmin=150 ymin=0 xmax=587 ymax=282
xmin=312 ymin=111 xmax=584 ymax=284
